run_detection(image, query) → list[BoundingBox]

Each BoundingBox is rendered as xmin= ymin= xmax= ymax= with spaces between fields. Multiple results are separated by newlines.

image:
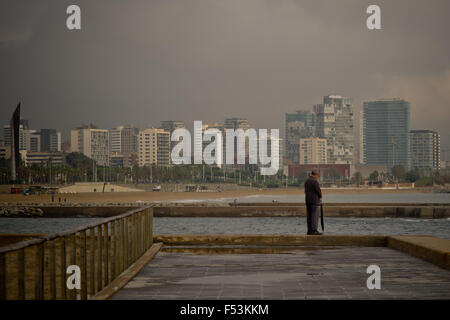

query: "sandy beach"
xmin=0 ymin=187 xmax=432 ymax=204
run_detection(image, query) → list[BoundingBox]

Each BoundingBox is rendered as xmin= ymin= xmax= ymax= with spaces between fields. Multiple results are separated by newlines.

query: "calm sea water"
xmin=0 ymin=218 xmax=104 ymax=234
xmin=1 ymin=193 xmax=449 ymax=237
xmin=0 ymin=216 xmax=449 ymax=239
xmin=182 ymin=192 xmax=450 ymax=204
xmin=153 ymin=217 xmax=450 ymax=239
xmin=1 ymin=216 xmax=448 ymax=239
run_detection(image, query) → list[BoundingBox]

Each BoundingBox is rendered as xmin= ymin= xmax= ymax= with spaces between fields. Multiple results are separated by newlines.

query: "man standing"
xmin=304 ymin=171 xmax=323 ymax=235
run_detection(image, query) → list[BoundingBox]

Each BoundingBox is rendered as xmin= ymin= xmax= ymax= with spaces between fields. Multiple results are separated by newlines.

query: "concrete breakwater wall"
xmin=0 ymin=203 xmax=449 ymax=218
xmin=236 ymin=202 xmax=449 ymax=207
xmin=0 ymin=205 xmax=137 ymax=218
xmin=154 ymin=205 xmax=450 ymax=218
xmin=153 ymin=234 xmax=450 ymax=270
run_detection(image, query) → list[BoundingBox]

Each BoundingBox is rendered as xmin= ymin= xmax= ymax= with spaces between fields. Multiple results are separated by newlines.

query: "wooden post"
xmin=144 ymin=210 xmax=148 ymax=249
xmin=35 ymin=243 xmax=44 ymax=300
xmin=139 ymin=211 xmax=145 ymax=256
xmin=111 ymin=221 xmax=116 ymax=279
xmin=71 ymin=234 xmax=76 ymax=300
xmin=139 ymin=213 xmax=142 ymax=255
xmin=97 ymin=225 xmax=102 ymax=291
xmin=104 ymin=223 xmax=109 ymax=285
xmin=134 ymin=214 xmax=138 ymax=260
xmin=149 ymin=208 xmax=153 ymax=246
xmin=121 ymin=218 xmax=125 ymax=272
xmin=17 ymin=248 xmax=25 ymax=300
xmin=129 ymin=216 xmax=133 ymax=263
xmin=60 ymin=237 xmax=66 ymax=300
xmin=147 ymin=209 xmax=151 ymax=248
xmin=48 ymin=241 xmax=56 ymax=300
xmin=89 ymin=228 xmax=95 ymax=296
xmin=137 ymin=213 xmax=141 ymax=256
xmin=128 ymin=216 xmax=133 ymax=263
xmin=142 ymin=210 xmax=147 ymax=253
xmin=80 ymin=231 xmax=87 ymax=300
xmin=141 ymin=212 xmax=145 ymax=253
xmin=133 ymin=214 xmax=137 ymax=261
xmin=124 ymin=217 xmax=129 ymax=267
xmin=136 ymin=213 xmax=139 ymax=257
xmin=143 ymin=211 xmax=147 ymax=250
xmin=0 ymin=253 xmax=6 ymax=300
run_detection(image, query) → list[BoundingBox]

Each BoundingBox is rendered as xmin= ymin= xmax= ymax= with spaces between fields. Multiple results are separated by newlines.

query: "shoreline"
xmin=0 ymin=187 xmax=439 ymax=204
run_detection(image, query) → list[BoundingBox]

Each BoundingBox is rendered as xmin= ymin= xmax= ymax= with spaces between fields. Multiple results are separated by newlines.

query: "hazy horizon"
xmin=1 ymin=1 xmax=449 ymax=158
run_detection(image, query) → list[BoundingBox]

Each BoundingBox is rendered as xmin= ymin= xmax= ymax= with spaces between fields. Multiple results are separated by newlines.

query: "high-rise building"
xmin=3 ymin=120 xmax=28 ymax=144
xmin=160 ymin=121 xmax=185 ymax=158
xmin=70 ymin=125 xmax=109 ymax=166
xmin=0 ymin=146 xmax=10 ymax=159
xmin=201 ymin=123 xmax=224 ymax=166
xmin=314 ymin=95 xmax=354 ymax=164
xmin=224 ymin=118 xmax=250 ymax=165
xmin=138 ymin=128 xmax=170 ymax=166
xmin=109 ymin=153 xmax=125 ymax=168
xmin=255 ymin=132 xmax=282 ymax=172
xmin=3 ymin=121 xmax=29 ymax=150
xmin=25 ymin=130 xmax=41 ymax=152
xmin=109 ymin=126 xmax=139 ymax=167
xmin=120 ymin=126 xmax=139 ymax=155
xmin=285 ymin=111 xmax=316 ymax=164
xmin=22 ymin=151 xmax=65 ymax=167
xmin=40 ymin=129 xmax=62 ymax=152
xmin=410 ymin=130 xmax=440 ymax=170
xmin=109 ymin=128 xmax=122 ymax=154
xmin=160 ymin=121 xmax=185 ymax=135
xmin=361 ymin=99 xmax=410 ymax=170
xmin=299 ymin=137 xmax=327 ymax=164
xmin=3 ymin=125 xmax=12 ymax=146
xmin=61 ymin=141 xmax=71 ymax=153
xmin=359 ymin=110 xmax=364 ymax=164
xmin=3 ymin=123 xmax=61 ymax=153
xmin=224 ymin=118 xmax=249 ymax=131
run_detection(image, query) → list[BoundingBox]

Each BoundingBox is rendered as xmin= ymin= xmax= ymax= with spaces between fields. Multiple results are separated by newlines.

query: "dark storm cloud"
xmin=1 ymin=0 xmax=449 ymax=154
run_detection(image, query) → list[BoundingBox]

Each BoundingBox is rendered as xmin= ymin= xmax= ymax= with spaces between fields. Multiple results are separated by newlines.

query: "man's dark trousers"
xmin=306 ymin=204 xmax=319 ymax=233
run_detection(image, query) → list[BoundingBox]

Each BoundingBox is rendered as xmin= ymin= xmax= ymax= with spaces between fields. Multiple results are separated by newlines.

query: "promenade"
xmin=112 ymin=245 xmax=450 ymax=300
xmin=1 ymin=203 xmax=449 ymax=300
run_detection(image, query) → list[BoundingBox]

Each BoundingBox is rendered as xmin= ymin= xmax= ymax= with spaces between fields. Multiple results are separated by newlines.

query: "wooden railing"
xmin=0 ymin=205 xmax=153 ymax=300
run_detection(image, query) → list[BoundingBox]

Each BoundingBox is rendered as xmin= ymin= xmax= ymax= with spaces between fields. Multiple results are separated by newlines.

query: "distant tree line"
xmin=351 ymin=165 xmax=450 ymax=187
xmin=1 ymin=153 xmax=449 ymax=188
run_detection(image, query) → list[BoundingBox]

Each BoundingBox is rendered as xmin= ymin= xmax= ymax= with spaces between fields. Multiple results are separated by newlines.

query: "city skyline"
xmin=1 ymin=1 xmax=450 ymax=153
xmin=0 ymin=95 xmax=446 ymax=162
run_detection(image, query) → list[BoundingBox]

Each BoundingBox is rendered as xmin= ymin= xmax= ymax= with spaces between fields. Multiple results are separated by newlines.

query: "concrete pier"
xmin=112 ymin=244 xmax=450 ymax=300
xmin=1 ymin=203 xmax=449 ymax=300
xmin=1 ymin=203 xmax=449 ymax=218
xmin=107 ymin=234 xmax=450 ymax=300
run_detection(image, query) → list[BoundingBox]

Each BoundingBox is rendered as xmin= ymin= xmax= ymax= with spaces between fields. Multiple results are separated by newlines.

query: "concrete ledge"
xmin=1 ymin=204 xmax=448 ymax=218
xmin=0 ymin=205 xmax=137 ymax=218
xmin=236 ymin=202 xmax=449 ymax=207
xmin=0 ymin=233 xmax=44 ymax=247
xmin=153 ymin=234 xmax=388 ymax=247
xmin=387 ymin=235 xmax=450 ymax=270
xmin=153 ymin=234 xmax=450 ymax=270
xmin=91 ymin=242 xmax=163 ymax=300
xmin=153 ymin=206 xmax=450 ymax=218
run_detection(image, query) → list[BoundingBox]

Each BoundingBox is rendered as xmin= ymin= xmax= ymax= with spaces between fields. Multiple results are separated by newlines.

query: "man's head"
xmin=311 ymin=171 xmax=320 ymax=179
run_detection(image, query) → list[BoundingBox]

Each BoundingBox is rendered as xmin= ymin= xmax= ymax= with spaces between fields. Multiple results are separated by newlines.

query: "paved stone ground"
xmin=111 ymin=246 xmax=450 ymax=300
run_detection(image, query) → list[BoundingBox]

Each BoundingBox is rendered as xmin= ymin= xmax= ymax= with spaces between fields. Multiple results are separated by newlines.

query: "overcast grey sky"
xmin=1 ymin=0 xmax=449 ymax=156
